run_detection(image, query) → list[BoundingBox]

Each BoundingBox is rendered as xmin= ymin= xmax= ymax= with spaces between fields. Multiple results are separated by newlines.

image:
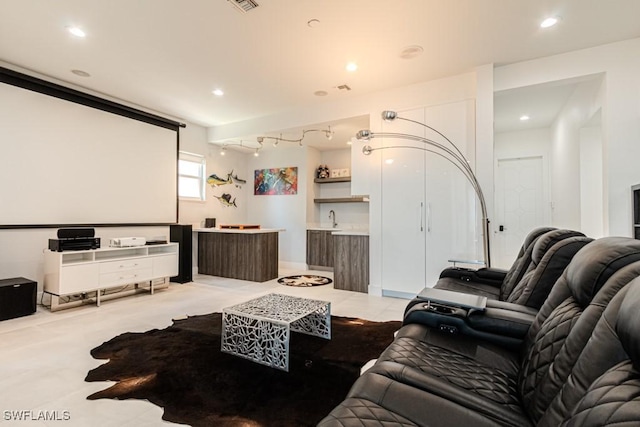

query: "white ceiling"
xmin=494 ymin=74 xmax=603 ymax=134
xmin=1 ymin=0 xmax=639 ymax=133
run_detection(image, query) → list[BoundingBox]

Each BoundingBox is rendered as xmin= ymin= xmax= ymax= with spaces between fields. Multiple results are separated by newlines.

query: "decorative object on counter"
xmin=219 ymin=224 xmax=260 ymax=230
xmin=204 ymin=218 xmax=216 ymax=228
xmin=357 ymin=110 xmax=492 ymax=267
xmin=86 ymin=312 xmax=400 ymax=427
xmin=206 ymin=172 xmax=232 ymax=187
xmin=213 ymin=193 xmax=237 ymax=207
xmin=316 ymin=164 xmax=330 ymax=179
xmin=254 ymin=167 xmax=298 ymax=195
xmin=278 ymin=274 xmax=333 ymax=287
xmin=257 ymin=126 xmax=333 ymax=147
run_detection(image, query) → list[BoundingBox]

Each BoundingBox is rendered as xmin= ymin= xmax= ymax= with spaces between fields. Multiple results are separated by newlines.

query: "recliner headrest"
xmin=531 ymin=229 xmax=585 ymax=265
xmin=522 ymin=227 xmax=557 ymax=256
xmin=566 ymin=237 xmax=640 ymax=307
xmin=617 ymin=278 xmax=640 ymax=366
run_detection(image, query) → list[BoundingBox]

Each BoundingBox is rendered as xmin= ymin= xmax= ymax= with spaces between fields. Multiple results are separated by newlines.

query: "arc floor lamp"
xmin=357 ymin=111 xmax=491 ymax=267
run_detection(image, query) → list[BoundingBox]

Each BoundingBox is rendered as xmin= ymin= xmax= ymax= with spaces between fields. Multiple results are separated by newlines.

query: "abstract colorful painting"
xmin=254 ymin=167 xmax=298 ymax=195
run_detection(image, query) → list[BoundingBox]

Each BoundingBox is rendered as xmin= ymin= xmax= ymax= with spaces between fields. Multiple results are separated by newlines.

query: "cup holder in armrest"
xmin=426 ymin=302 xmax=455 ymax=314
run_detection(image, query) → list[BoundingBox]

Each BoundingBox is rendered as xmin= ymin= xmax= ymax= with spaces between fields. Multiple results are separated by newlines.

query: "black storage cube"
xmin=0 ymin=277 xmax=37 ymax=321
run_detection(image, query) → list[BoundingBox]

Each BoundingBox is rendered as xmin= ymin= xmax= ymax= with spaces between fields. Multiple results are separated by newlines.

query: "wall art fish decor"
xmin=207 ymin=172 xmax=232 ymax=187
xmin=230 ymin=170 xmax=246 ymax=188
xmin=214 ymin=193 xmax=237 ymax=208
xmin=254 ymin=167 xmax=298 ymax=195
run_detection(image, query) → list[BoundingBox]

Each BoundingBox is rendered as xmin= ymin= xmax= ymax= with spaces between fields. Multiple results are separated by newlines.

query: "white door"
xmin=424 ymin=100 xmax=478 ymax=285
xmin=381 ymin=108 xmax=426 ymax=296
xmin=494 ymin=156 xmax=545 ymax=268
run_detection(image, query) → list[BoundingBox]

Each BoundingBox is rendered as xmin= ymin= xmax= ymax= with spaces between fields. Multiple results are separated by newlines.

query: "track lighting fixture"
xmin=216 ymin=140 xmax=262 ymax=156
xmin=256 ymin=126 xmax=334 ymax=147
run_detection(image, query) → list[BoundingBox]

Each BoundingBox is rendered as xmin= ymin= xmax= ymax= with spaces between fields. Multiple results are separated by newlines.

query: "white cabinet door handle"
xmin=427 ymin=203 xmax=432 ymax=232
xmin=420 ymin=202 xmax=424 ymax=231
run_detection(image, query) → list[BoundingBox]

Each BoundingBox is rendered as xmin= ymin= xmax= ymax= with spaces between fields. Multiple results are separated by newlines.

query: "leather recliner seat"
xmin=436 ymin=228 xmax=583 ymax=304
xmin=318 ymin=237 xmax=640 ymax=426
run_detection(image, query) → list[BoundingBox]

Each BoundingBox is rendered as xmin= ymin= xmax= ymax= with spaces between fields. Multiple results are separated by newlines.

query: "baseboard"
xmin=278 ymin=261 xmax=308 ymax=271
xmin=381 ymin=289 xmax=415 ymax=299
xmin=368 ymin=284 xmax=382 ymax=296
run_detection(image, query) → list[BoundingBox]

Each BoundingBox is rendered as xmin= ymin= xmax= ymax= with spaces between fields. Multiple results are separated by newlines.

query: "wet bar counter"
xmin=195 ymin=228 xmax=283 ymax=282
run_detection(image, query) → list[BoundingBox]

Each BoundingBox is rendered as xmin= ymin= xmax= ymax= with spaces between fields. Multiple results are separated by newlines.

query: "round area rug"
xmin=278 ymin=275 xmax=332 ymax=287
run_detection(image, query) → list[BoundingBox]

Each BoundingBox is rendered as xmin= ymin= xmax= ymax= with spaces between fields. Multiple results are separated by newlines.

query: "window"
xmin=178 ymin=151 xmax=206 ymax=201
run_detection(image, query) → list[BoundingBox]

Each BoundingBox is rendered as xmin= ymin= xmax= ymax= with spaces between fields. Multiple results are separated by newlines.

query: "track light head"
xmin=362 ymin=145 xmax=373 ymax=155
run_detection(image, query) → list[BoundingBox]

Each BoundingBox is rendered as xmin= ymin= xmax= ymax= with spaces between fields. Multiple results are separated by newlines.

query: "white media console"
xmin=44 ymin=243 xmax=179 ymax=311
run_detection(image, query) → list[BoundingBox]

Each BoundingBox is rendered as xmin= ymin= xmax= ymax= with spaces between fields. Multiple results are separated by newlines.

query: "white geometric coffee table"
xmin=221 ymin=293 xmax=331 ymax=371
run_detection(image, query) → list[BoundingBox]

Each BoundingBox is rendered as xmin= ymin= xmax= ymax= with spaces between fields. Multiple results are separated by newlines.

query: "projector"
xmin=109 ymin=237 xmax=146 ymax=247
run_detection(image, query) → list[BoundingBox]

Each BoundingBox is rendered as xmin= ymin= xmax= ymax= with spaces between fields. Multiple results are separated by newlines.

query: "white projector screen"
xmin=0 ymin=71 xmax=178 ymax=227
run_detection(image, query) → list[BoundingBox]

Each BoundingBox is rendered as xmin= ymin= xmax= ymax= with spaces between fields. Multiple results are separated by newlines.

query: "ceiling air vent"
xmin=227 ymin=0 xmax=259 ymax=13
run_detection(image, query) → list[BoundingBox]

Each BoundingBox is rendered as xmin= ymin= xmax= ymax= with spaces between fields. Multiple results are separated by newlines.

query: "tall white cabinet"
xmin=380 ymin=100 xmax=479 ymax=297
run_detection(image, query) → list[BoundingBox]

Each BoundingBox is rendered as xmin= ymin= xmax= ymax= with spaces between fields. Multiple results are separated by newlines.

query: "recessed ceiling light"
xmin=385 ymin=159 xmax=394 ymax=165
xmin=212 ymin=88 xmax=224 ymax=96
xmin=314 ymin=90 xmax=328 ymax=97
xmin=540 ymin=17 xmax=559 ymax=28
xmin=346 ymin=62 xmax=358 ymax=72
xmin=71 ymin=69 xmax=91 ymax=77
xmin=520 ymin=115 xmax=530 ymax=121
xmin=67 ymin=26 xmax=86 ymax=38
xmin=399 ymin=45 xmax=424 ymax=59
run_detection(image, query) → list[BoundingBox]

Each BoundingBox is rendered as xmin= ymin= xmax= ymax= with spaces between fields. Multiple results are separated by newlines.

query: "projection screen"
xmin=0 ymin=67 xmax=180 ymax=228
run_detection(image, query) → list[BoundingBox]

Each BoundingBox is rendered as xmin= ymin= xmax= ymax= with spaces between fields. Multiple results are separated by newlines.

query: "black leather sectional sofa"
xmin=318 ymin=233 xmax=640 ymax=426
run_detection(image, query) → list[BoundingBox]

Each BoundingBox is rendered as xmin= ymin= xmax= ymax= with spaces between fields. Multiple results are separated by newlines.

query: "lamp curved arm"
xmin=362 ymin=145 xmax=487 ymax=225
xmin=359 ymin=130 xmax=491 ymax=267
xmin=385 ymin=114 xmax=469 ymax=168
xmin=359 ymin=131 xmax=487 ymax=220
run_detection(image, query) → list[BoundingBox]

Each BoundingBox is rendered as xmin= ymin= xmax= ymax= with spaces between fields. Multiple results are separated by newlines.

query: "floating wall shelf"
xmin=314 ymin=196 xmax=369 ymax=204
xmin=314 ymin=177 xmax=352 ymax=184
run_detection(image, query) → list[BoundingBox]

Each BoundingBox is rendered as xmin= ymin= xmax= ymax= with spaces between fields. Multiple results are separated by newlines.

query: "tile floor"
xmin=0 ymin=269 xmax=409 ymax=426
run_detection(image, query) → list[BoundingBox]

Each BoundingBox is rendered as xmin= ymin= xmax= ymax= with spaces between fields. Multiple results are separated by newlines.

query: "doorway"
xmin=493 ymin=156 xmax=546 ymax=268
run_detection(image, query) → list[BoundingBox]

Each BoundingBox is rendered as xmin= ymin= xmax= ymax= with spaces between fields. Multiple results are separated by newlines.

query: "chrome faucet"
xmin=329 ymin=210 xmax=337 ymax=228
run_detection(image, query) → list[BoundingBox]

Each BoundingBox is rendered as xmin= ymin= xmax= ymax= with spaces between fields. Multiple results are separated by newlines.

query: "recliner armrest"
xmin=403 ymin=299 xmax=536 ymax=350
xmin=467 ymin=307 xmax=535 ymax=339
xmin=439 ymin=267 xmax=508 ymax=287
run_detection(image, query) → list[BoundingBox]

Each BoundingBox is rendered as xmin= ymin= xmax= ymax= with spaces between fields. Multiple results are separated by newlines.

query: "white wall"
xmin=312 ymin=149 xmax=370 ymax=230
xmin=580 ymin=122 xmax=605 ymax=237
xmin=246 ymin=147 xmax=310 ymax=269
xmin=177 ymin=123 xmax=248 ymax=272
xmin=178 ymin=124 xmax=248 ymax=228
xmin=549 ymin=78 xmax=603 ymax=229
xmin=495 ymin=37 xmax=640 ymax=236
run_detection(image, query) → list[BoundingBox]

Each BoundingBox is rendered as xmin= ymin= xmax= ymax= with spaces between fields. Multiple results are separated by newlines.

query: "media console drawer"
xmin=99 ymin=268 xmax=153 ymax=287
xmin=99 ymin=257 xmax=153 ymax=274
